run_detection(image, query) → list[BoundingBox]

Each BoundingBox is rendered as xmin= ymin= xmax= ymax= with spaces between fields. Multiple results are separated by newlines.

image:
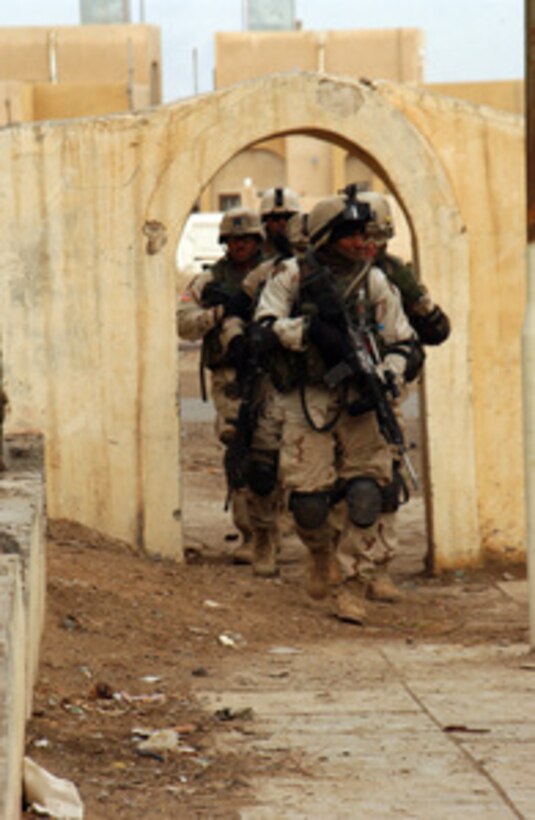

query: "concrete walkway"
xmin=195 ymin=590 xmax=535 ymax=819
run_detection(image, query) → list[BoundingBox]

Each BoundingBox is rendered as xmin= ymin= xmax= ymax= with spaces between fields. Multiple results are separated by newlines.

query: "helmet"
xmin=286 ymin=211 xmax=309 ymax=252
xmin=308 ymin=194 xmax=371 ymax=250
xmin=219 ymin=208 xmax=264 ymax=243
xmin=357 ymin=191 xmax=395 ymax=242
xmin=260 ymin=187 xmax=301 ymax=220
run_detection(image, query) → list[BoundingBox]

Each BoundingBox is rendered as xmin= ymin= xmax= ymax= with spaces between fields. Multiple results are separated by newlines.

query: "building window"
xmin=219 ymin=193 xmax=241 ymax=211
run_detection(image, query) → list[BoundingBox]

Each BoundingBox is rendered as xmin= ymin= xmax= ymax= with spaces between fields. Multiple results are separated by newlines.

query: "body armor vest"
xmin=268 ymin=256 xmax=377 ymax=392
xmin=202 ymin=253 xmax=261 ymax=370
xmin=376 ymin=252 xmax=424 ymax=312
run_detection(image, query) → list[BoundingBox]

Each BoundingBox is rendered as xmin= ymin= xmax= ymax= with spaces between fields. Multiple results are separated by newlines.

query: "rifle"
xmin=301 ymin=259 xmax=419 ymax=490
xmin=324 ymin=321 xmax=419 ymax=490
xmin=200 ymin=280 xmax=233 ymax=309
xmin=223 ymin=324 xmax=267 ymax=505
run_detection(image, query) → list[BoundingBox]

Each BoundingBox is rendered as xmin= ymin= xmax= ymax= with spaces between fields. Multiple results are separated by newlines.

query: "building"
xmin=204 ymin=28 xmax=522 ymax=238
xmin=0 ymin=24 xmax=161 ymax=126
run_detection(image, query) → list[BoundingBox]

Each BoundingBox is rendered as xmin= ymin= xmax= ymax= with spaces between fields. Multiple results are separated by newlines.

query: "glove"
xmin=247 ymin=321 xmax=279 ymax=354
xmin=382 ymin=368 xmax=401 ymax=399
xmin=200 ymin=281 xmax=231 ymax=308
xmin=226 ymin=334 xmax=248 ymax=383
xmin=410 ymin=305 xmax=451 ymax=346
xmin=308 ymin=315 xmax=350 ymax=365
xmin=224 ymin=289 xmax=253 ymax=320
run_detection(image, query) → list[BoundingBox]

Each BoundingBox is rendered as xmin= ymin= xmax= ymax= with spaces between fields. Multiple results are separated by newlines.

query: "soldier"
xmin=211 ymin=190 xmax=305 ymax=575
xmin=356 ymin=190 xmax=450 ymax=585
xmin=177 ymin=208 xmax=265 ymax=559
xmin=259 ymin=186 xmax=301 ymax=259
xmin=253 ymin=190 xmax=422 ymax=623
xmin=358 ymin=190 xmax=451 ymax=346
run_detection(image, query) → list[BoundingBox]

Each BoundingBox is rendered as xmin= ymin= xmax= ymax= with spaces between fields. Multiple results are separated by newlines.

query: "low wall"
xmin=0 ymin=436 xmax=46 ymax=819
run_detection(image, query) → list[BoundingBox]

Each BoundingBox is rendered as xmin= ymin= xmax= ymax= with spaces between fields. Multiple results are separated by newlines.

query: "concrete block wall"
xmin=0 ymin=437 xmax=46 ymax=819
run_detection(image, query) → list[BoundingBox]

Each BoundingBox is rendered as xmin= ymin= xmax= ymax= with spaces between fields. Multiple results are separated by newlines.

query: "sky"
xmin=0 ymin=0 xmax=525 ymax=102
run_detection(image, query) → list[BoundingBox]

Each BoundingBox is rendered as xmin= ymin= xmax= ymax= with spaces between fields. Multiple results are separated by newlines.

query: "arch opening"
xmin=174 ymin=126 xmax=431 ymax=579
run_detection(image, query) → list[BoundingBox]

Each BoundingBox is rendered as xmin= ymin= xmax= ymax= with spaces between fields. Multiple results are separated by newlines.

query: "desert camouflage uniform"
xmin=254 ymin=252 xmax=416 ymax=603
xmin=177 ymin=251 xmax=262 ymax=544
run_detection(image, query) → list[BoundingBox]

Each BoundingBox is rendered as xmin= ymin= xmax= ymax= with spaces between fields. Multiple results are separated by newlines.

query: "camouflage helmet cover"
xmin=219 ymin=208 xmax=265 ymax=243
xmin=308 ymin=195 xmax=371 ymax=249
xmin=286 ymin=211 xmax=309 ymax=252
xmin=358 ymin=191 xmax=395 ymax=241
xmin=260 ymin=187 xmax=301 ymax=219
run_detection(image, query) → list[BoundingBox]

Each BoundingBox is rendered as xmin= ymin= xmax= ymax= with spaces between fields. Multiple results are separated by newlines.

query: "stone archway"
xmin=0 ymin=72 xmax=482 ymax=568
xmin=150 ymin=72 xmax=479 ymax=569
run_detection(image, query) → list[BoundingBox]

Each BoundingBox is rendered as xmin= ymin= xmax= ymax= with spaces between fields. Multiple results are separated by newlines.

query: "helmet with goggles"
xmin=357 ymin=191 xmax=394 ymax=243
xmin=259 ymin=187 xmax=301 ymax=221
xmin=308 ymin=187 xmax=371 ymax=250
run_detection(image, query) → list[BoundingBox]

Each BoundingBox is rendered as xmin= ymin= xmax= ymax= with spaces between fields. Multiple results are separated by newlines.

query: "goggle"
xmin=263 ymin=212 xmax=293 ymax=222
xmin=310 ymin=200 xmax=371 ymax=246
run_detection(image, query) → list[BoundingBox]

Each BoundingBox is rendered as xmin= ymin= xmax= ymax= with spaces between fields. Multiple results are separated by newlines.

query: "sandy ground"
xmin=22 ymin=346 xmax=528 ymax=818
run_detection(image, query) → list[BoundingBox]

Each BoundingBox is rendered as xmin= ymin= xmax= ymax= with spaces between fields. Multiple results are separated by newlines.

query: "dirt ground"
xmin=23 ymin=346 xmax=528 ymax=818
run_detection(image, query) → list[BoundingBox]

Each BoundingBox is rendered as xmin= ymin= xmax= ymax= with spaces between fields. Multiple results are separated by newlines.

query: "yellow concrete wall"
xmin=0 ymin=25 xmax=161 ymax=94
xmin=215 ymin=31 xmax=320 ymax=86
xmin=427 ymin=80 xmax=524 ymax=115
xmin=215 ymin=29 xmax=423 ymax=87
xmin=0 ymin=81 xmax=34 ymax=125
xmin=286 ymin=136 xmax=332 ymax=198
xmin=1 ymin=113 xmax=180 ymax=558
xmin=0 ymin=80 xmax=152 ymax=125
xmin=0 ymin=24 xmax=160 ymax=124
xmin=326 ymin=29 xmax=423 ymax=82
xmin=381 ymin=81 xmax=525 ymax=560
xmin=0 ymin=73 xmax=523 ymax=569
xmin=32 ymin=84 xmax=129 ymax=120
xmin=207 ymin=147 xmax=285 ymax=210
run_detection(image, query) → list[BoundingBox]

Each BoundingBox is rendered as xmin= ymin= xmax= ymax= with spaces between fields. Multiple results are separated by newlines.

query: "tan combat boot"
xmin=231 ymin=489 xmax=253 ymax=564
xmin=366 ymin=568 xmax=404 ymax=603
xmin=328 ymin=553 xmax=343 ymax=586
xmin=252 ymin=528 xmax=279 ymax=578
xmin=333 ymin=581 xmax=367 ymax=625
xmin=305 ymin=546 xmax=331 ymax=600
xmin=232 ymin=532 xmax=253 ymax=565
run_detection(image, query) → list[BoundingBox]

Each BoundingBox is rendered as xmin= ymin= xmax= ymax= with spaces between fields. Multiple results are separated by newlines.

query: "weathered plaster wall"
xmin=0 ymin=440 xmax=46 ymax=819
xmin=0 ymin=72 xmax=524 ymax=567
xmin=380 ymin=83 xmax=525 ymax=561
xmin=1 ymin=113 xmax=181 ymax=557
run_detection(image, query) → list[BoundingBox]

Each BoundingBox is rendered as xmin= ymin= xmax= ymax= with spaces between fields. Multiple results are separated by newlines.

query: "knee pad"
xmin=289 ymin=491 xmax=331 ymax=531
xmin=248 ymin=458 xmax=278 ymax=497
xmin=346 ymin=478 xmax=382 ymax=528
